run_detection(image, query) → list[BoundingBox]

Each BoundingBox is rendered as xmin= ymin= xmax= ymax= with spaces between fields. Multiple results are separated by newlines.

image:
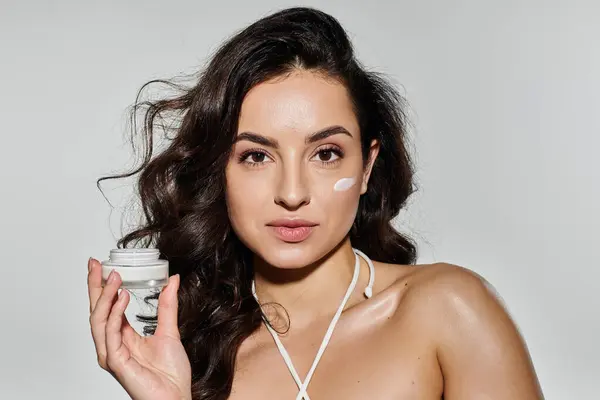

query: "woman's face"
xmin=225 ymin=70 xmax=378 ymax=268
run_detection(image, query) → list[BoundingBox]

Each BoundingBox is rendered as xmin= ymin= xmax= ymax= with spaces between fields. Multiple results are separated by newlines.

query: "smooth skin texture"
xmin=87 ymin=69 xmax=543 ymax=399
xmin=225 ymin=71 xmax=378 ymax=271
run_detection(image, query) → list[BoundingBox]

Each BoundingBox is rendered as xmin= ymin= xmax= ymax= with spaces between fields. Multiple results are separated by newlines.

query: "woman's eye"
xmin=314 ymin=149 xmax=340 ymax=162
xmin=247 ymin=152 xmax=266 ymax=163
xmin=241 ymin=151 xmax=270 ymax=164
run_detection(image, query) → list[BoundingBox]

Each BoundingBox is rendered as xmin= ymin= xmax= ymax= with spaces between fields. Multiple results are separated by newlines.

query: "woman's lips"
xmin=268 ymin=225 xmax=315 ymax=242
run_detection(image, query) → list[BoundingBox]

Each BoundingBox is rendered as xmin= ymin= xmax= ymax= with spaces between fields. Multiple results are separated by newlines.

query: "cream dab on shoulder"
xmin=333 ymin=177 xmax=356 ymax=192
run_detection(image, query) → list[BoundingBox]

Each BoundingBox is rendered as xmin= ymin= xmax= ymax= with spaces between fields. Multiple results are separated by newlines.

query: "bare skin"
xmin=88 ymin=69 xmax=543 ymax=399
xmin=230 ymin=239 xmax=543 ymax=399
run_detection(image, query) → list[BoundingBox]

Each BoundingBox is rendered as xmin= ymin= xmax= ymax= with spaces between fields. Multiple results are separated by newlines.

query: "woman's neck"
xmin=252 ymin=238 xmax=368 ymax=332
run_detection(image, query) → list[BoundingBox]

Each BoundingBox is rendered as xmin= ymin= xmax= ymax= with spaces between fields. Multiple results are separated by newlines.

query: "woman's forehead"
xmin=237 ymin=70 xmax=359 ymax=140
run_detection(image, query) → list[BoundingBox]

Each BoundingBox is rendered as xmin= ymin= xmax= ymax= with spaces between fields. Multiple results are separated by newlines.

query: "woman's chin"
xmin=257 ymin=243 xmax=321 ymax=269
xmin=267 ymin=247 xmax=308 ymax=267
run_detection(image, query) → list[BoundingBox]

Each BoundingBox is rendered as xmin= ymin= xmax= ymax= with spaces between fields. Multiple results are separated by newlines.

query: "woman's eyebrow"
xmin=235 ymin=125 xmax=353 ymax=148
xmin=305 ymin=125 xmax=353 ymax=144
xmin=235 ymin=132 xmax=278 ymax=148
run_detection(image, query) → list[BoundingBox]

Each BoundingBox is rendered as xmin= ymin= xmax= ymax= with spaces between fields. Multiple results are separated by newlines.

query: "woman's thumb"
xmin=156 ymin=274 xmax=181 ymax=339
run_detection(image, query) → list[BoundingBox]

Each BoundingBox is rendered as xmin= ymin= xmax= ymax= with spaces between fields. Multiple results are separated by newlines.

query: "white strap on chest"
xmin=251 ymin=248 xmax=375 ymax=400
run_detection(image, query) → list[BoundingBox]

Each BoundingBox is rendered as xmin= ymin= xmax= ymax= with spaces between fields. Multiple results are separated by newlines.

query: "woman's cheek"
xmin=322 ymin=176 xmax=361 ymax=229
xmin=235 ymin=172 xmax=269 ymax=207
xmin=226 ymin=169 xmax=267 ymax=231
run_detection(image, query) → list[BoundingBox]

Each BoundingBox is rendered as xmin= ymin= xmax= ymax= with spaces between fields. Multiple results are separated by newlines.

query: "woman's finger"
xmin=89 ymin=269 xmax=121 ymax=368
xmin=90 ymin=269 xmax=121 ymax=321
xmin=155 ymin=274 xmax=181 ymax=339
xmin=88 ymin=258 xmax=103 ymax=313
xmin=105 ymin=288 xmax=130 ymax=369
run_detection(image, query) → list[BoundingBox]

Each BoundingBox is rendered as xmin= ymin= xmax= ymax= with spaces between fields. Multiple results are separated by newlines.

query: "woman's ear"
xmin=360 ymin=139 xmax=380 ymax=194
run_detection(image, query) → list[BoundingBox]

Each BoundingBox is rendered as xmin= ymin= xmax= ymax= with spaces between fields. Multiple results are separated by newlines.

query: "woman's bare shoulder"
xmin=376 ymin=260 xmax=497 ymax=307
xmin=372 ymin=260 xmax=510 ymax=344
xmin=376 ymin=261 xmax=543 ymax=398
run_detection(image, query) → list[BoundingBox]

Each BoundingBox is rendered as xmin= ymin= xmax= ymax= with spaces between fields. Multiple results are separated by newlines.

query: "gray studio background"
xmin=1 ymin=0 xmax=598 ymax=399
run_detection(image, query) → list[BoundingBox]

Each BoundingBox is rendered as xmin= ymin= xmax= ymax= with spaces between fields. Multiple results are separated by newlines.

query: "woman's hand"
xmin=87 ymin=258 xmax=192 ymax=400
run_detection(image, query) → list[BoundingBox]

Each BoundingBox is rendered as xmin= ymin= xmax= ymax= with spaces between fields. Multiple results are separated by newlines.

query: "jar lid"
xmin=108 ymin=248 xmax=160 ymax=264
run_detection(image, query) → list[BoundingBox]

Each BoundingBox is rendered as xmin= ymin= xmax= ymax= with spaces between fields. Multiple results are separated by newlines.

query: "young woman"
xmin=87 ymin=6 xmax=544 ymax=400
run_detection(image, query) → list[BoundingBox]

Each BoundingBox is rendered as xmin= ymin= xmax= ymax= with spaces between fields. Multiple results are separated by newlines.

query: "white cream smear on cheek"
xmin=333 ymin=177 xmax=356 ymax=192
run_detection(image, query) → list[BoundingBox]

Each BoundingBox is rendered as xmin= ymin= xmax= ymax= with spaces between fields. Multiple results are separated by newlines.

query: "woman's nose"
xmin=273 ymin=163 xmax=310 ymax=210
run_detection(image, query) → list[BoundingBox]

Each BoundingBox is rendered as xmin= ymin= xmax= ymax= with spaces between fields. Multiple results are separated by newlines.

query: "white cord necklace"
xmin=251 ymin=248 xmax=375 ymax=400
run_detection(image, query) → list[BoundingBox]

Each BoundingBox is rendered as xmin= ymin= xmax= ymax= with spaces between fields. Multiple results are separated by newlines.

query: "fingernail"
xmin=88 ymin=257 xmax=92 ymax=272
xmin=107 ymin=270 xmax=116 ymax=284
